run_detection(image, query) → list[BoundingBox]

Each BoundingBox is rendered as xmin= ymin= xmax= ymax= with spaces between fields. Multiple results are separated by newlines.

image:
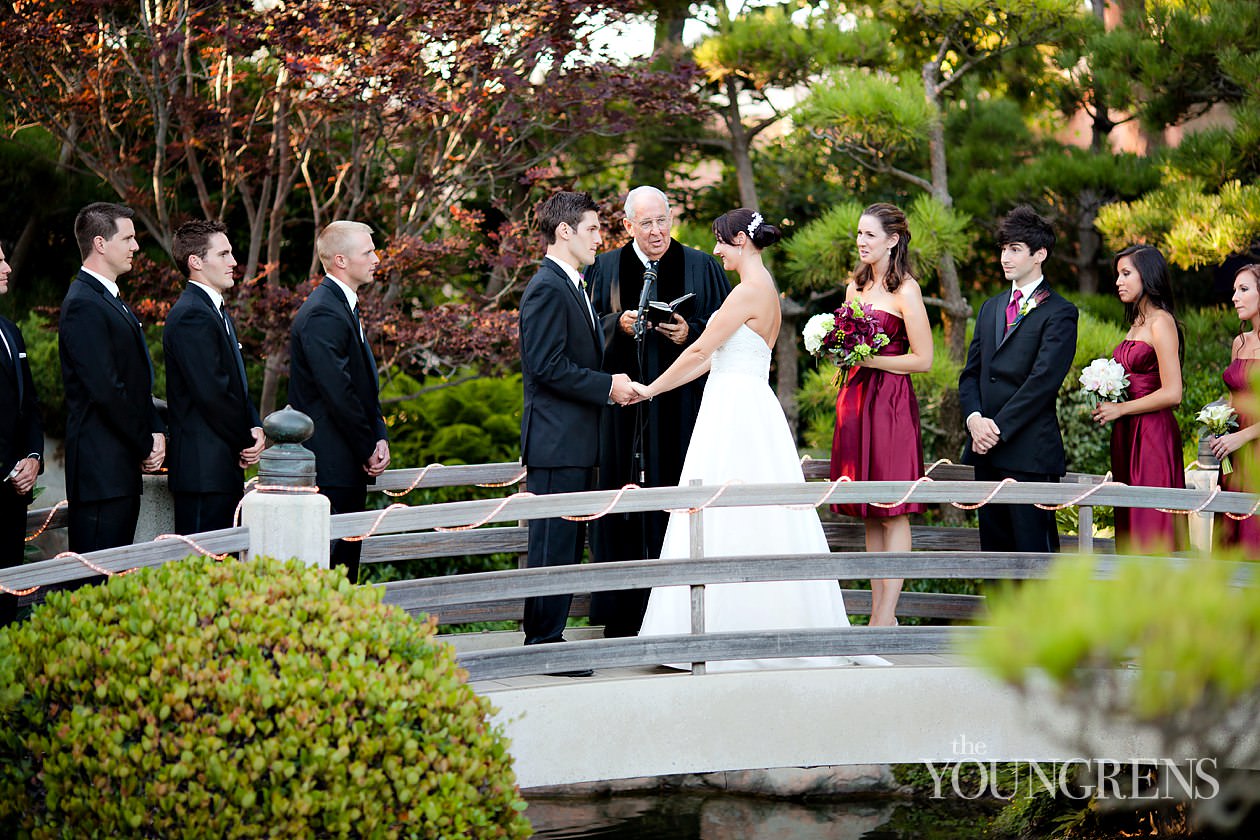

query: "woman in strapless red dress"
xmin=830 ymin=204 xmax=932 ymax=626
xmin=1211 ymin=263 xmax=1260 ymax=549
xmin=1091 ymin=245 xmax=1185 ymax=553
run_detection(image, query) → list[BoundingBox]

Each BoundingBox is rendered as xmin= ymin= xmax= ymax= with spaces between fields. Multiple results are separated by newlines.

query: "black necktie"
xmin=220 ymin=304 xmax=248 ymax=387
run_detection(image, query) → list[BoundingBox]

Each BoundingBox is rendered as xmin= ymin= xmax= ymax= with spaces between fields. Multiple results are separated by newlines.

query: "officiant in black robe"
xmin=587 ymin=187 xmax=730 ymax=637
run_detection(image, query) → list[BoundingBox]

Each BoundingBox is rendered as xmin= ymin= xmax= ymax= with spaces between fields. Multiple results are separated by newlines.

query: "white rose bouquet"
xmin=1197 ymin=402 xmax=1240 ymax=475
xmin=1078 ymin=358 xmax=1130 ymax=409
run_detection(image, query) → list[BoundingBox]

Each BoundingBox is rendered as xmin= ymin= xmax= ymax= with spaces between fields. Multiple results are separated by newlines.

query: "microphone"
xmin=633 ymin=260 xmax=658 ymax=341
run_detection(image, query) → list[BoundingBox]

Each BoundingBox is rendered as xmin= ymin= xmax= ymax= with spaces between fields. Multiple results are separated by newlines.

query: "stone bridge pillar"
xmin=241 ymin=406 xmax=330 ymax=568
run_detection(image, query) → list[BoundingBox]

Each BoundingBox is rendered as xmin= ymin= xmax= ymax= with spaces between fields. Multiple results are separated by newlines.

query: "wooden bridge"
xmin=11 ymin=460 xmax=1260 ymax=787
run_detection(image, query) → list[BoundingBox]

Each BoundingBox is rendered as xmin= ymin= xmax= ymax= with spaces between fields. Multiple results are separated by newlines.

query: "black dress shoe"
xmin=546 ymin=669 xmax=594 ymax=678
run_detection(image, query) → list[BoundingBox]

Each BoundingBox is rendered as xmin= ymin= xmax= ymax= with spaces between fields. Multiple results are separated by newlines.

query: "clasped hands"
xmin=609 ymin=373 xmax=652 ymax=406
xmin=967 ymin=414 xmax=1001 ymax=455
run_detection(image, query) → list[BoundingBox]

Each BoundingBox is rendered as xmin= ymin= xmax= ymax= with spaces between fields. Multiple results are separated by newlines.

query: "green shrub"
xmin=0 ymin=556 xmax=531 ymax=838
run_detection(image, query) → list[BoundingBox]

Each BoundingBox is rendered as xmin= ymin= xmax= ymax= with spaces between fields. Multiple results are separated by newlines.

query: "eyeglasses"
xmin=632 ymin=216 xmax=671 ymax=232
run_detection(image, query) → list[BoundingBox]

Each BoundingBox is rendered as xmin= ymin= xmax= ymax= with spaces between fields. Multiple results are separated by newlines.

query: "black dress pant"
xmin=523 ymin=466 xmax=592 ymax=645
xmin=174 ymin=491 xmax=243 ymax=535
xmin=323 ymin=484 xmax=367 ymax=584
xmin=67 ymin=495 xmax=141 ymax=554
xmin=0 ymin=482 xmax=31 ymax=626
xmin=974 ymin=463 xmax=1060 ymax=553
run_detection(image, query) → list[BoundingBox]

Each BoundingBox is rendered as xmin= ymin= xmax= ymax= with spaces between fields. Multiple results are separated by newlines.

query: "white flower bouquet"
xmin=1197 ymin=402 xmax=1240 ymax=475
xmin=1078 ymin=357 xmax=1130 ymax=409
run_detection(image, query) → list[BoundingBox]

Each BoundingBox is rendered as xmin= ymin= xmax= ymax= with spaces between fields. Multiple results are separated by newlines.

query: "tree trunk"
xmin=724 ymin=77 xmax=759 ymax=210
xmin=1077 ymin=192 xmax=1102 ymax=294
xmin=776 ymin=297 xmax=804 ymax=439
xmin=259 ymin=335 xmax=288 ymax=420
xmin=923 ymin=60 xmax=971 ymax=487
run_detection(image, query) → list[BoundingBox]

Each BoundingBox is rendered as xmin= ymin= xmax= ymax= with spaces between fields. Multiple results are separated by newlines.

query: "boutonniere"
xmin=1012 ymin=288 xmax=1051 ymax=327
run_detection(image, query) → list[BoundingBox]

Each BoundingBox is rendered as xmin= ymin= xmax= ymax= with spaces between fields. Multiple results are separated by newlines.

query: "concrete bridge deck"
xmin=448 ymin=631 xmax=1195 ymax=790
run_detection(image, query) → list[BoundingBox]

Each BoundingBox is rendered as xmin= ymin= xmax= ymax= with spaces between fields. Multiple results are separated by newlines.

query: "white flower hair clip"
xmin=747 ymin=211 xmax=763 ymax=237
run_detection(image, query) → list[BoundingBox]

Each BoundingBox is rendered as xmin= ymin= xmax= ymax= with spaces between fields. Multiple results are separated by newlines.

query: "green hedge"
xmin=0 ymin=556 xmax=531 ymax=838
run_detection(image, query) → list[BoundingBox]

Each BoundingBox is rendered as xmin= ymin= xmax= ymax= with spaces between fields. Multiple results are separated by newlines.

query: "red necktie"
xmin=1004 ymin=288 xmax=1023 ymax=336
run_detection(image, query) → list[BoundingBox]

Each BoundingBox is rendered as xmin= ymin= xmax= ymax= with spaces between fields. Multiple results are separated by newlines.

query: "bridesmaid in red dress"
xmin=830 ymin=203 xmax=932 ymax=626
xmin=1211 ymin=263 xmax=1260 ymax=549
xmin=1091 ymin=245 xmax=1185 ymax=553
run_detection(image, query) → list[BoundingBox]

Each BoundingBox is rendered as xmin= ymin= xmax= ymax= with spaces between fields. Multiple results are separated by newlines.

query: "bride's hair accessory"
xmin=746 ymin=211 xmax=763 ymax=238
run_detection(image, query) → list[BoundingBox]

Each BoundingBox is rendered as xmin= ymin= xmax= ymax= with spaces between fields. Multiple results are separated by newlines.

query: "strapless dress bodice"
xmin=710 ymin=324 xmax=771 ymax=380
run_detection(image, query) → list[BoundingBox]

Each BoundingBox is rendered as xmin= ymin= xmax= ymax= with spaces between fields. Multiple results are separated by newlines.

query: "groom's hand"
xmin=967 ymin=414 xmax=1001 ymax=455
xmin=609 ymin=373 xmax=639 ymax=406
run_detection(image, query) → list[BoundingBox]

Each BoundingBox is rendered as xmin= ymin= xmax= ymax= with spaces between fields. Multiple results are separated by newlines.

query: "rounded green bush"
xmin=0 ymin=556 xmax=531 ymax=838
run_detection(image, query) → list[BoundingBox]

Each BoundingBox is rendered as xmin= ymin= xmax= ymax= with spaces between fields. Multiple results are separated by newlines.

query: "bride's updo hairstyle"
xmin=713 ymin=208 xmax=782 ymax=250
xmin=853 ymin=202 xmax=913 ymax=294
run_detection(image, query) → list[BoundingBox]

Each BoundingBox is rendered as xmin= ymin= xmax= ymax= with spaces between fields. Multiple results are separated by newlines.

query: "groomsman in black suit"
xmin=289 ymin=220 xmax=390 ymax=583
xmin=59 ymin=203 xmax=165 ymax=554
xmin=163 ymin=221 xmax=265 ymax=534
xmin=1 ymin=242 xmax=43 ymax=624
xmin=959 ymin=206 xmax=1079 ymax=552
xmin=519 ymin=191 xmax=638 ymax=659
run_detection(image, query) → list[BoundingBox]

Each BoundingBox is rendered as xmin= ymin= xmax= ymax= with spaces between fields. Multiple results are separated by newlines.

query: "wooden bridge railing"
xmin=382 ymin=551 xmax=1258 ymax=680
xmin=13 ymin=461 xmax=1255 ymax=675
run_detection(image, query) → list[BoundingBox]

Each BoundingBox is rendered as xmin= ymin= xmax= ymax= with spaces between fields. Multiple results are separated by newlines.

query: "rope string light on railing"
xmin=435 ymin=493 xmax=535 ymax=532
xmin=153 ymin=533 xmax=232 ymax=561
xmin=1032 ymin=472 xmax=1121 ymax=512
xmin=341 ymin=503 xmax=411 ymax=542
xmin=563 ymin=484 xmax=642 ymax=521
xmin=383 ymin=463 xmax=442 ymax=497
xmin=870 ymin=476 xmax=936 ymax=509
xmin=1157 ymin=485 xmax=1223 ymax=516
xmin=476 ymin=468 xmax=527 ymax=489
xmin=949 ymin=477 xmax=1018 ymax=510
xmin=667 ymin=481 xmax=739 ymax=515
xmin=23 ymin=498 xmax=68 ymax=542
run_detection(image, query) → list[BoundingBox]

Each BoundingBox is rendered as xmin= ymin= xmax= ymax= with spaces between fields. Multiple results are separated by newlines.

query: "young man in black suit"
xmin=519 ymin=191 xmax=638 ymax=659
xmin=958 ymin=206 xmax=1079 ymax=552
xmin=289 ymin=220 xmax=390 ymax=583
xmin=59 ymin=203 xmax=165 ymax=554
xmin=0 ymin=243 xmax=43 ymax=624
xmin=163 ymin=221 xmax=265 ymax=534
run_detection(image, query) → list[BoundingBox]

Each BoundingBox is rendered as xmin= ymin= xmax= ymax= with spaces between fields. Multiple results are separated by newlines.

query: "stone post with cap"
xmin=240 ymin=405 xmax=330 ymax=568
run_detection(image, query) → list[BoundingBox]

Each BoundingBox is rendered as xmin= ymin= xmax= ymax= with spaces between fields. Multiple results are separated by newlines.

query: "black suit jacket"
xmin=519 ymin=258 xmax=612 ymax=469
xmin=163 ymin=284 xmax=261 ymax=494
xmin=288 ymin=277 xmax=388 ymax=488
xmin=59 ymin=271 xmax=163 ymax=502
xmin=958 ymin=284 xmax=1078 ymax=475
xmin=0 ymin=316 xmax=43 ymax=485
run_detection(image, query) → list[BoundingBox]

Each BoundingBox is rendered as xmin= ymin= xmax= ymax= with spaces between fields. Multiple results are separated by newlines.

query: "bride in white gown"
xmin=632 ymin=208 xmax=888 ymax=671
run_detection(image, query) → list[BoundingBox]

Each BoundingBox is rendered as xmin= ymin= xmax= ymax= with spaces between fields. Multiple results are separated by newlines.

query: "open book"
xmin=644 ymin=292 xmax=695 ymax=326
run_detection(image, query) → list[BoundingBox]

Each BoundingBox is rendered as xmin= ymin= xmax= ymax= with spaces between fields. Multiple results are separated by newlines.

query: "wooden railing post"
xmin=1078 ymin=505 xmax=1094 ymax=554
xmin=688 ymin=479 xmax=705 ymax=675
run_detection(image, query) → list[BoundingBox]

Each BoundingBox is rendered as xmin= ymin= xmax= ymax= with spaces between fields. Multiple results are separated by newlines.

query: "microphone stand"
xmin=629 ymin=259 xmax=661 ymax=628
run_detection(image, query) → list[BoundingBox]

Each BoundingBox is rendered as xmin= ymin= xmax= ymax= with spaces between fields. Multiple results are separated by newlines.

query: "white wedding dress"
xmin=638 ymin=324 xmax=889 ymax=671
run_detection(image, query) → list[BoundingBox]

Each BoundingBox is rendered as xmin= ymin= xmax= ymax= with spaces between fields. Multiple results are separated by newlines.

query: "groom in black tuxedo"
xmin=163 ymin=221 xmax=265 ymax=534
xmin=519 ymin=192 xmax=637 ymax=656
xmin=958 ymin=206 xmax=1078 ymax=553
